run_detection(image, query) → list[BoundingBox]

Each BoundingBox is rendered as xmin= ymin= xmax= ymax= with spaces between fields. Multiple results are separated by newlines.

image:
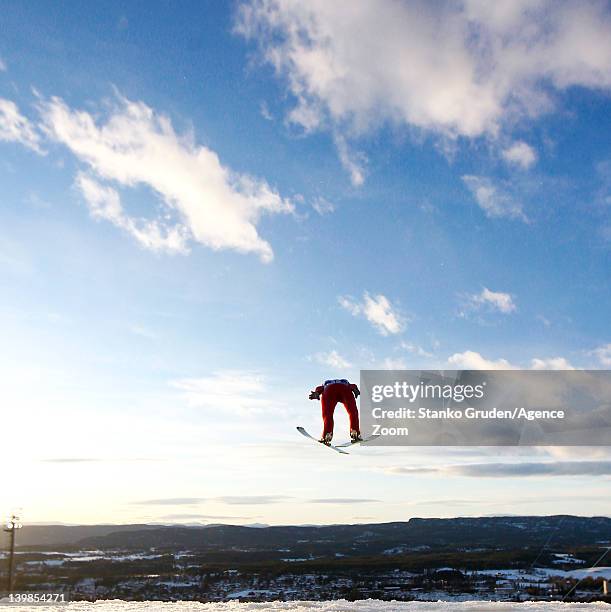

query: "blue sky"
xmin=1 ymin=0 xmax=610 ymax=525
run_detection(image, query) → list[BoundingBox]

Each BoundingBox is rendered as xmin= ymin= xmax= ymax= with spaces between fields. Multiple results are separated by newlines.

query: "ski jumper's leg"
xmin=321 ymin=386 xmax=339 ymax=438
xmin=341 ymin=387 xmax=360 ymax=433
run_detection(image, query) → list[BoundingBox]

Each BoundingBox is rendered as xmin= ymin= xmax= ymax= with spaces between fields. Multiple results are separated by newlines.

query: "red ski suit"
xmin=314 ymin=381 xmax=360 ymax=437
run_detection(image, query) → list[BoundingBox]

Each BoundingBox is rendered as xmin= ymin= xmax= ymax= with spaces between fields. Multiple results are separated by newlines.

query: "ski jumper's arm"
xmin=350 ymin=383 xmax=360 ymax=398
xmin=309 ymin=385 xmax=324 ymax=400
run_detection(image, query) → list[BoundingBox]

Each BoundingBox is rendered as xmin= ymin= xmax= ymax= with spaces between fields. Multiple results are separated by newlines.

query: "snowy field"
xmin=1 ymin=600 xmax=610 ymax=611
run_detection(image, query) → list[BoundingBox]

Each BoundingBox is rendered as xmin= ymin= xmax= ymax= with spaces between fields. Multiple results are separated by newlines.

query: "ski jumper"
xmin=314 ymin=379 xmax=360 ymax=438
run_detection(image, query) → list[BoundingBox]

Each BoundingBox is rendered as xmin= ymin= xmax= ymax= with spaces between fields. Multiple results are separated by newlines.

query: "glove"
xmin=309 ymin=391 xmax=320 ymax=400
xmin=353 ymin=387 xmax=360 ymax=398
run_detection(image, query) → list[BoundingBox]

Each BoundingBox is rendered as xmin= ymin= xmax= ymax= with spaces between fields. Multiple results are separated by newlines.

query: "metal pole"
xmin=4 ymin=515 xmax=22 ymax=595
xmin=8 ymin=525 xmax=15 ymax=593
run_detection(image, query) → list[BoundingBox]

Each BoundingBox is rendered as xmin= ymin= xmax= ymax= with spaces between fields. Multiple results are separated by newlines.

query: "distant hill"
xmin=4 ymin=524 xmax=159 ymax=548
xmin=8 ymin=516 xmax=611 ymax=555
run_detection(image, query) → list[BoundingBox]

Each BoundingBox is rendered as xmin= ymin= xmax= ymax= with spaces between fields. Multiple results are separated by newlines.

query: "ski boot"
xmin=318 ymin=432 xmax=333 ymax=446
xmin=350 ymin=429 xmax=363 ymax=444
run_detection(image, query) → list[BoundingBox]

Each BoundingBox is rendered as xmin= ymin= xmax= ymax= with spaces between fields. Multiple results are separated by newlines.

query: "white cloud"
xmin=311 ymin=196 xmax=335 ymax=215
xmin=530 ymin=357 xmax=575 ymax=370
xmin=338 ymin=295 xmax=360 ymax=317
xmin=462 ymin=175 xmax=526 ymax=221
xmin=591 ymin=343 xmax=611 ymax=367
xmin=467 ymin=287 xmax=517 ymax=314
xmin=334 ymin=133 xmax=365 ymax=186
xmin=172 ymin=370 xmax=275 ymax=416
xmin=381 ymin=357 xmax=407 ymax=369
xmin=236 ymin=0 xmax=611 ymax=179
xmin=76 ymin=173 xmax=188 ymax=253
xmin=259 ymin=101 xmax=273 ymax=121
xmin=502 ymin=141 xmax=537 ymax=169
xmin=400 ymin=341 xmax=433 ymax=358
xmin=448 ymin=351 xmax=575 ymax=370
xmin=40 ymin=95 xmax=294 ymax=262
xmin=448 ymin=350 xmax=516 ymax=370
xmin=0 ymin=98 xmax=42 ymax=152
xmin=0 ymin=58 xmax=6 ymax=72
xmin=314 ymin=350 xmax=351 ymax=369
xmin=339 ymin=292 xmax=405 ymax=336
xmin=537 ymin=315 xmax=551 ymax=328
xmin=386 ymin=460 xmax=611 ymax=478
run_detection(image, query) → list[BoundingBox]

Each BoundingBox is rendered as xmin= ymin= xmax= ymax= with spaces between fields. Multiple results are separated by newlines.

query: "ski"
xmin=296 ymin=426 xmax=350 ymax=455
xmin=335 ymin=434 xmax=381 ymax=448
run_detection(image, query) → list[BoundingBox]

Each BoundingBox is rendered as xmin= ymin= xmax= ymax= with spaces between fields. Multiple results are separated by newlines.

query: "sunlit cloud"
xmin=76 ymin=172 xmax=189 ymax=253
xmin=0 ymin=98 xmax=43 ymax=152
xmin=447 ymin=350 xmax=575 ymax=370
xmin=339 ymin=292 xmax=405 ymax=336
xmin=447 ymin=350 xmax=516 ymax=370
xmin=171 ymin=370 xmax=284 ymax=416
xmin=591 ymin=343 xmax=611 ymax=367
xmin=464 ymin=287 xmax=517 ymax=315
xmin=313 ymin=350 xmax=351 ymax=369
xmin=236 ymin=0 xmax=611 ymax=181
xmin=502 ymin=141 xmax=537 ymax=169
xmin=530 ymin=357 xmax=575 ymax=370
xmin=39 ymin=94 xmax=294 ymax=261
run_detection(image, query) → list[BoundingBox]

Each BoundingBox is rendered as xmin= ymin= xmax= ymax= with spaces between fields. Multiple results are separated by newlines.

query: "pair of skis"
xmin=296 ymin=426 xmax=378 ymax=455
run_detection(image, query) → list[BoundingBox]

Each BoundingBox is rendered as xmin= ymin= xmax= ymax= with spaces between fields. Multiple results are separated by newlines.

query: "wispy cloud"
xmin=214 ymin=495 xmax=291 ymax=505
xmin=530 ymin=357 xmax=575 ymax=370
xmin=385 ymin=460 xmax=611 ymax=478
xmin=311 ymin=196 xmax=335 ymax=215
xmin=399 ymin=342 xmax=433 ymax=359
xmin=464 ymin=287 xmax=517 ymax=315
xmin=160 ymin=514 xmax=255 ymax=520
xmin=259 ymin=101 xmax=273 ymax=121
xmin=447 ymin=350 xmax=574 ymax=370
xmin=334 ymin=133 xmax=366 ymax=186
xmin=133 ymin=495 xmax=290 ymax=506
xmin=462 ymin=176 xmax=526 ymax=221
xmin=236 ymin=1 xmax=611 ymax=181
xmin=41 ymin=458 xmax=101 ymax=463
xmin=308 ymin=498 xmax=380 ymax=504
xmin=453 ymin=461 xmax=611 ymax=477
xmin=591 ymin=343 xmax=611 ymax=367
xmin=0 ymin=98 xmax=43 ymax=152
xmin=133 ymin=497 xmax=206 ymax=506
xmin=39 ymin=94 xmax=294 ymax=262
xmin=41 ymin=457 xmax=156 ymax=463
xmin=380 ymin=357 xmax=407 ymax=369
xmin=128 ymin=324 xmax=159 ymax=340
xmin=502 ymin=141 xmax=537 ymax=169
xmin=76 ymin=172 xmax=188 ymax=253
xmin=171 ymin=370 xmax=278 ymax=416
xmin=339 ymin=292 xmax=405 ymax=336
xmin=413 ymin=498 xmax=477 ymax=506
xmin=313 ymin=350 xmax=351 ymax=369
xmin=447 ymin=350 xmax=515 ymax=370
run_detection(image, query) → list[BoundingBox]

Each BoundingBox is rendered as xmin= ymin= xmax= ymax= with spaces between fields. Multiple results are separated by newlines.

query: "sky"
xmin=0 ymin=0 xmax=610 ymax=527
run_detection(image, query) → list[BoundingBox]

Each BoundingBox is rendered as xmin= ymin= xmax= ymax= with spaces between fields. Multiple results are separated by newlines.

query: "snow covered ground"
xmin=0 ymin=600 xmax=610 ymax=611
xmin=475 ymin=567 xmax=611 ymax=581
